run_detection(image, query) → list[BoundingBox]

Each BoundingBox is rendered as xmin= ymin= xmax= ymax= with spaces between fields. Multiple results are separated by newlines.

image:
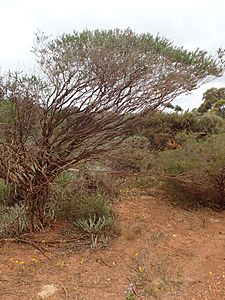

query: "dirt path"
xmin=0 ymin=195 xmax=225 ymax=299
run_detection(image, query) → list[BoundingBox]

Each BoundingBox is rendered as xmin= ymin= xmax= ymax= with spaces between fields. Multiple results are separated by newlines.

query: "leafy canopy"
xmin=198 ymin=87 xmax=225 ymax=117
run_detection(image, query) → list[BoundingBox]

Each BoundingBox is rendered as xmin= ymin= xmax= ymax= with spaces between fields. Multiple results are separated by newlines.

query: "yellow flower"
xmin=138 ymin=266 xmax=145 ymax=273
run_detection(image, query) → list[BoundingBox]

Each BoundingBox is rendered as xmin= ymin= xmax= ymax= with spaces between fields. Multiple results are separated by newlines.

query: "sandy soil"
xmin=0 ymin=194 xmax=225 ymax=300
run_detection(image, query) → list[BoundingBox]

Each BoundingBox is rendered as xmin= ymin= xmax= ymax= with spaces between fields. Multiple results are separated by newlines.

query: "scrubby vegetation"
xmin=1 ymin=96 xmax=225 ymax=239
xmin=151 ymin=133 xmax=225 ymax=209
xmin=0 ymin=28 xmax=224 ymax=241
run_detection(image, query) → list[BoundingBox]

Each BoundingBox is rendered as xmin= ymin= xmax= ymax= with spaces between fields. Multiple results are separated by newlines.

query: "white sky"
xmin=0 ymin=0 xmax=225 ymax=109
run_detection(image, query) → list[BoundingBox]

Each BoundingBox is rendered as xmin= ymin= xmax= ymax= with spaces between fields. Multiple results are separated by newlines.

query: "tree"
xmin=198 ymin=87 xmax=225 ymax=117
xmin=0 ymin=28 xmax=224 ymax=231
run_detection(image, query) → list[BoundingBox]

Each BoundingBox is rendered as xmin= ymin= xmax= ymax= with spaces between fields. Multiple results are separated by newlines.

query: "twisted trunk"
xmin=25 ymin=182 xmax=50 ymax=231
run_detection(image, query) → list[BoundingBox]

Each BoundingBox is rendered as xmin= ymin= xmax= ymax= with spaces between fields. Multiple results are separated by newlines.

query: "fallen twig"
xmin=0 ymin=238 xmax=51 ymax=259
xmin=0 ymin=234 xmax=87 ymax=260
xmin=60 ymin=284 xmax=68 ymax=300
xmin=0 ymin=234 xmax=86 ymax=245
xmin=16 ymin=239 xmax=52 ymax=260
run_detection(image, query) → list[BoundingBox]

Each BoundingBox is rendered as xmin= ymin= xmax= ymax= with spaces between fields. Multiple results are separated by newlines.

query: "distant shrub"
xmin=109 ymin=135 xmax=151 ymax=172
xmin=151 ymin=133 xmax=225 ymax=209
xmin=136 ymin=111 xmax=224 ymax=150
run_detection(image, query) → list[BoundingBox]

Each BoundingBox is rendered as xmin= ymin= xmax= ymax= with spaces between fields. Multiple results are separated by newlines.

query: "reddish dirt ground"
xmin=0 ymin=194 xmax=225 ymax=299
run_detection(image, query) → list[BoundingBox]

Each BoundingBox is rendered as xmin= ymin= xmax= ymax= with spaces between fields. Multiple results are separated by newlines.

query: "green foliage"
xmin=76 ymin=214 xmax=114 ymax=249
xmin=34 ymin=29 xmax=224 ymax=118
xmin=52 ymin=169 xmax=118 ymax=248
xmin=76 ymin=214 xmax=109 ymax=234
xmin=153 ymin=135 xmax=225 ymax=175
xmin=69 ymin=192 xmax=112 ymax=220
xmin=0 ymin=204 xmax=28 ymax=237
xmin=0 ymin=179 xmax=11 ymax=205
xmin=109 ymin=135 xmax=151 ymax=172
xmin=53 ymin=170 xmax=115 ymax=221
xmin=198 ymin=87 xmax=225 ymax=117
xmin=151 ymin=134 xmax=225 ymax=209
xmin=40 ymin=28 xmax=223 ymax=77
xmin=55 ymin=187 xmax=112 ymax=221
xmin=136 ymin=110 xmax=224 ymax=150
xmin=0 ymin=100 xmax=12 ymax=124
xmin=0 ymin=200 xmax=54 ymax=237
xmin=55 ymin=170 xmax=79 ymax=188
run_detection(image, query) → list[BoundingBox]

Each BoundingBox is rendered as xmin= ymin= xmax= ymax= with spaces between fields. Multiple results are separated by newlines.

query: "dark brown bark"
xmin=25 ymin=183 xmax=49 ymax=231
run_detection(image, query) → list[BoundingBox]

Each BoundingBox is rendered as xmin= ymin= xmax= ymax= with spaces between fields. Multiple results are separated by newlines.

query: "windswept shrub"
xmin=151 ymin=133 xmax=225 ymax=209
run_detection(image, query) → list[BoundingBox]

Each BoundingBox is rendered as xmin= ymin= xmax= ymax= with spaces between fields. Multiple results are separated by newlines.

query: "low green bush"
xmin=52 ymin=169 xmax=118 ymax=247
xmin=151 ymin=133 xmax=225 ymax=209
xmin=0 ymin=203 xmax=28 ymax=237
xmin=52 ymin=169 xmax=115 ymax=221
xmin=59 ymin=191 xmax=112 ymax=220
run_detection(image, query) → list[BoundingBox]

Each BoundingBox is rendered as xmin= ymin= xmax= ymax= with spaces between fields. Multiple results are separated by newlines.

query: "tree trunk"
xmin=25 ymin=182 xmax=50 ymax=232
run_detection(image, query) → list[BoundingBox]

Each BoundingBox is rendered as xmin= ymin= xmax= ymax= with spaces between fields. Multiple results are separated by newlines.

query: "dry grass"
xmin=129 ymin=251 xmax=184 ymax=298
xmin=121 ymin=224 xmax=142 ymax=241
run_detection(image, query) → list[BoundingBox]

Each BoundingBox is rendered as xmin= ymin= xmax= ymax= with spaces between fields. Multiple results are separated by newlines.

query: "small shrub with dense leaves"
xmin=52 ymin=169 xmax=116 ymax=221
xmin=0 ymin=204 xmax=28 ymax=237
xmin=52 ymin=169 xmax=119 ymax=247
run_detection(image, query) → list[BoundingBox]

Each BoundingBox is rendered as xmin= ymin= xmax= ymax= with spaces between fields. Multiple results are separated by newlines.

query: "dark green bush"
xmin=58 ymin=191 xmax=112 ymax=221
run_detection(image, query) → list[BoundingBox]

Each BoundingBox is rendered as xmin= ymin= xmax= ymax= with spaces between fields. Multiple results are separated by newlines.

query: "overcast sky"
xmin=0 ymin=0 xmax=224 ymax=109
